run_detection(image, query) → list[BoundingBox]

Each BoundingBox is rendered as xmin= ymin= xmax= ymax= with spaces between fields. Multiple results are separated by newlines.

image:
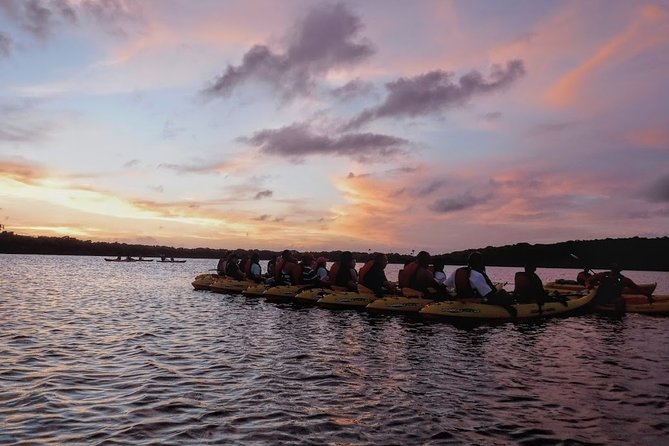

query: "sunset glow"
xmin=1 ymin=0 xmax=668 ymax=252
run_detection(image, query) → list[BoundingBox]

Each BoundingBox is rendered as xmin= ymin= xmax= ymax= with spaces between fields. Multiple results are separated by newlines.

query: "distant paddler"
xmin=328 ymin=251 xmax=358 ymax=291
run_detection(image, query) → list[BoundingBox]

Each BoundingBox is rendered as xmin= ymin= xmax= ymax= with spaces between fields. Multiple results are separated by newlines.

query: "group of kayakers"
xmin=214 ymin=249 xmax=644 ymax=307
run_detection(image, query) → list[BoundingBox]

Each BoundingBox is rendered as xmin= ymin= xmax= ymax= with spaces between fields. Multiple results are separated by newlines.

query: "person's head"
xmin=301 ymin=252 xmax=314 ymax=265
xmin=433 ymin=257 xmax=445 ymax=271
xmin=416 ymin=251 xmax=431 ymax=267
xmin=281 ymin=249 xmax=291 ymax=260
xmin=467 ymin=251 xmax=484 ymax=270
xmin=316 ymin=256 xmax=328 ymax=267
xmin=373 ymin=252 xmax=388 ymax=268
xmin=524 ymin=262 xmax=537 ymax=273
xmin=610 ymin=263 xmax=622 ymax=274
xmin=340 ymin=251 xmax=353 ymax=267
xmin=251 ymin=252 xmax=260 ymax=263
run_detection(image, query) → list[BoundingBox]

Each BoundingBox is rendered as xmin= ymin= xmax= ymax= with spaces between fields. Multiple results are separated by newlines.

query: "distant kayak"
xmin=104 ymin=258 xmax=153 ymax=262
xmin=158 ymin=259 xmax=186 ymax=263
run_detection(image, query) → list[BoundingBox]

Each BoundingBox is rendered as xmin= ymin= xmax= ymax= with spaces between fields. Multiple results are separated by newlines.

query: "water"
xmin=1 ymin=254 xmax=668 ymax=445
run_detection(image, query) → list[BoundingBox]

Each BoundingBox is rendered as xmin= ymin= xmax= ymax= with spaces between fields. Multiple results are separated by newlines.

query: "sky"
xmin=1 ymin=0 xmax=668 ymax=254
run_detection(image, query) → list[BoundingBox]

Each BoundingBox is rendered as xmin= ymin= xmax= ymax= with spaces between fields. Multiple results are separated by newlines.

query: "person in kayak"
xmin=399 ymin=251 xmax=445 ymax=296
xmin=360 ymin=253 xmax=399 ymax=295
xmin=299 ymin=253 xmax=318 ymax=285
xmin=329 ymin=251 xmax=358 ymax=291
xmin=513 ymin=262 xmax=548 ymax=303
xmin=433 ymin=257 xmax=447 ymax=286
xmin=216 ymin=250 xmax=229 ymax=276
xmin=586 ymin=264 xmax=646 ymax=307
xmin=247 ymin=252 xmax=263 ymax=282
xmin=225 ymin=252 xmax=246 ymax=280
xmin=445 ymin=252 xmax=515 ymax=313
xmin=276 ymin=250 xmax=301 ymax=285
xmin=315 ymin=257 xmax=330 ymax=286
xmin=576 ymin=267 xmax=593 ymax=286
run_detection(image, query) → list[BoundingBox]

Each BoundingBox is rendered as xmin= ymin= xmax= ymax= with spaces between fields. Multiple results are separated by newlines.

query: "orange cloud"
xmin=0 ymin=158 xmax=49 ymax=184
xmin=626 ymin=126 xmax=669 ymax=148
xmin=546 ymin=4 xmax=669 ymax=107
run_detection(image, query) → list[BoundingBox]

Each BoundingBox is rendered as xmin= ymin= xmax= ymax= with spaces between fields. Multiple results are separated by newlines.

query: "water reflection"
xmin=1 ymin=255 xmax=668 ymax=445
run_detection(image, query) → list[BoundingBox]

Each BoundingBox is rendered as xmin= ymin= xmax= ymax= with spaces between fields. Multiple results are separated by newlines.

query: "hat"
xmin=316 ymin=256 xmax=328 ymax=265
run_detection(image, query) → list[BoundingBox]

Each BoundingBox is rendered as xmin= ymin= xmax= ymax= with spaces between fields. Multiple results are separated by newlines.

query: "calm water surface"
xmin=1 ymin=255 xmax=668 ymax=445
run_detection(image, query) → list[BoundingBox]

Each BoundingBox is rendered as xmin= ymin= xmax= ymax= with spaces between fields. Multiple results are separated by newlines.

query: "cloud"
xmin=254 ymin=190 xmax=273 ymax=200
xmin=418 ymin=179 xmax=448 ymax=195
xmin=123 ymin=159 xmax=139 ymax=168
xmin=158 ymin=159 xmax=244 ymax=175
xmin=0 ymin=31 xmax=12 ymax=57
xmin=0 ymin=0 xmax=75 ymax=39
xmin=0 ymin=157 xmax=48 ymax=184
xmin=429 ymin=191 xmax=493 ymax=213
xmin=241 ymin=123 xmax=407 ymax=162
xmin=482 ymin=111 xmax=502 ymax=121
xmin=546 ymin=4 xmax=669 ymax=107
xmin=202 ymin=2 xmax=374 ymax=100
xmin=344 ymin=60 xmax=526 ymax=130
xmin=645 ymin=174 xmax=669 ymax=202
xmin=0 ymin=0 xmax=143 ymax=40
xmin=331 ymin=78 xmax=374 ymax=100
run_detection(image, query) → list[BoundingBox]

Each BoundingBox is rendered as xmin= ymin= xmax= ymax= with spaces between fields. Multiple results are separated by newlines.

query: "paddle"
xmin=570 ymin=253 xmax=595 ymax=274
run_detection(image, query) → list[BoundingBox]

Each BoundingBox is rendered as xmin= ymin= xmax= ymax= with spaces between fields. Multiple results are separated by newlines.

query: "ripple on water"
xmin=1 ymin=255 xmax=669 ymax=445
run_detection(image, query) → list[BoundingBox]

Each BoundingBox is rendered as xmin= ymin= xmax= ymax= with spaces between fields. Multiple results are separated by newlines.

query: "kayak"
xmin=419 ymin=290 xmax=596 ymax=320
xmin=545 ymin=281 xmax=657 ymax=296
xmin=242 ymin=284 xmax=269 ymax=297
xmin=158 ymin=259 xmax=186 ymax=263
xmin=366 ymin=293 xmax=435 ymax=313
xmin=263 ymin=285 xmax=303 ymax=302
xmin=316 ymin=290 xmax=377 ymax=309
xmin=192 ymin=273 xmax=219 ymax=291
xmin=210 ymin=278 xmax=256 ymax=294
xmin=294 ymin=288 xmax=333 ymax=304
xmin=593 ymin=294 xmax=669 ymax=314
xmin=104 ymin=258 xmax=153 ymax=262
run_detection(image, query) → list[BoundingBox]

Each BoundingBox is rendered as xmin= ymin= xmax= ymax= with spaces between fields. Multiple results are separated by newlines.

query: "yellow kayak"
xmin=366 ymin=288 xmax=434 ymax=313
xmin=210 ymin=278 xmax=256 ymax=294
xmin=594 ymin=294 xmax=669 ymax=314
xmin=419 ymin=290 xmax=596 ymax=320
xmin=294 ymin=288 xmax=333 ymax=304
xmin=192 ymin=273 xmax=219 ymax=291
xmin=545 ymin=281 xmax=657 ymax=296
xmin=263 ymin=285 xmax=303 ymax=302
xmin=316 ymin=290 xmax=377 ymax=309
xmin=242 ymin=283 xmax=268 ymax=297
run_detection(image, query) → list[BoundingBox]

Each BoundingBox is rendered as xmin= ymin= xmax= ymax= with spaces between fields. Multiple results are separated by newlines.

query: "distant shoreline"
xmin=1 ymin=231 xmax=668 ymax=271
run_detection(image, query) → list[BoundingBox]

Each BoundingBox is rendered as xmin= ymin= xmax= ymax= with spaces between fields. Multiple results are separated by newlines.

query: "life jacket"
xmin=513 ymin=272 xmax=531 ymax=295
xmin=275 ymin=259 xmax=285 ymax=281
xmin=398 ymin=262 xmax=418 ymax=288
xmin=358 ymin=260 xmax=374 ymax=285
xmin=576 ymin=271 xmax=591 ymax=286
xmin=328 ymin=262 xmax=341 ymax=284
xmin=241 ymin=259 xmax=251 ymax=275
xmin=300 ymin=264 xmax=317 ymax=285
xmin=454 ymin=267 xmax=475 ymax=298
xmin=594 ymin=273 xmax=624 ymax=304
xmin=217 ymin=259 xmax=228 ymax=276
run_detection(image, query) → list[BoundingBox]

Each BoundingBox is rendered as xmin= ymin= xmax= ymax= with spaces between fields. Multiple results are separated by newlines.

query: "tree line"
xmin=1 ymin=231 xmax=668 ymax=271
